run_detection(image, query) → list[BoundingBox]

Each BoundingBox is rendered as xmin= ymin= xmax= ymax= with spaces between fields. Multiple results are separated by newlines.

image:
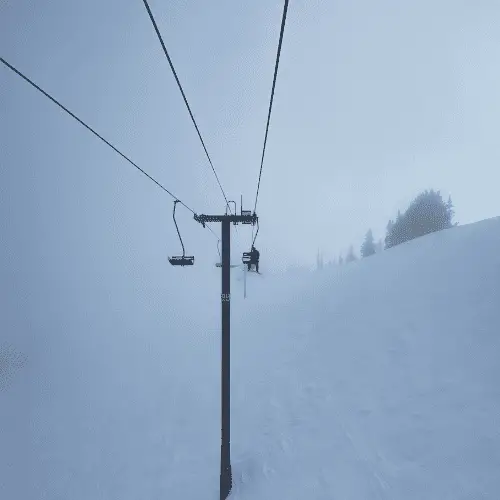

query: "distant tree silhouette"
xmin=385 ymin=190 xmax=455 ymax=249
xmin=385 ymin=220 xmax=394 ymax=249
xmin=360 ymin=229 xmax=376 ymax=258
xmin=345 ymin=245 xmax=357 ymax=263
xmin=316 ymin=249 xmax=324 ymax=270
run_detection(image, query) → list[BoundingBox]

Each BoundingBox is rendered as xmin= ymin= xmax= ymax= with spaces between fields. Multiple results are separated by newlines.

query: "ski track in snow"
xmin=230 ymin=282 xmax=393 ymax=500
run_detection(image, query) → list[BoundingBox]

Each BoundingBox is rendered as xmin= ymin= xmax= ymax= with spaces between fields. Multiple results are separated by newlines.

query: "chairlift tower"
xmin=194 ymin=201 xmax=257 ymax=500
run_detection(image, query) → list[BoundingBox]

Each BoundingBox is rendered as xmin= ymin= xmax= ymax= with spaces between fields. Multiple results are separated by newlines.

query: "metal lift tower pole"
xmin=220 ymin=217 xmax=231 ymax=499
xmin=194 ymin=208 xmax=257 ymax=500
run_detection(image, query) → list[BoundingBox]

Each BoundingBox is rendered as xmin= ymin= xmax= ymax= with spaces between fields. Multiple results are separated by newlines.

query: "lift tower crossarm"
xmin=193 ymin=213 xmax=257 ymax=225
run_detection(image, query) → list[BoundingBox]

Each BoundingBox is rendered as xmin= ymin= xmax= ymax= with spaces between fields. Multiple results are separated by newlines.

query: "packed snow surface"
xmin=1 ymin=217 xmax=500 ymax=499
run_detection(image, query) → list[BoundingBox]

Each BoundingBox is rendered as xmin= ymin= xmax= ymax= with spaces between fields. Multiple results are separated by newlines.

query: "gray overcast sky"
xmin=2 ymin=0 xmax=500 ymax=272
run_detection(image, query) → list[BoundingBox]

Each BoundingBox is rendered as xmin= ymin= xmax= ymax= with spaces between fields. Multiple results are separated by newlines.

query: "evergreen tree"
xmin=316 ymin=249 xmax=324 ymax=270
xmin=403 ymin=189 xmax=454 ymax=240
xmin=345 ymin=245 xmax=357 ymax=263
xmin=446 ymin=195 xmax=459 ymax=226
xmin=385 ymin=189 xmax=456 ymax=249
xmin=385 ymin=219 xmax=394 ymax=249
xmin=360 ymin=229 xmax=376 ymax=258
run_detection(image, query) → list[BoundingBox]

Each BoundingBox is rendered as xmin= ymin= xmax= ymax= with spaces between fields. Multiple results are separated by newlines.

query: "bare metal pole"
xmin=220 ymin=218 xmax=232 ymax=499
xmin=244 ymin=263 xmax=247 ymax=299
xmin=193 ymin=211 xmax=257 ymax=500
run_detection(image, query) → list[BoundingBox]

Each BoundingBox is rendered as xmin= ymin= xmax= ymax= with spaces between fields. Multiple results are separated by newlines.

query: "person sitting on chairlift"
xmin=248 ymin=245 xmax=260 ymax=273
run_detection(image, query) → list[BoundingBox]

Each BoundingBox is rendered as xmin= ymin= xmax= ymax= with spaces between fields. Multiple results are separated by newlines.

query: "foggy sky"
xmin=4 ymin=4 xmax=500 ymax=494
xmin=2 ymin=0 xmax=500 ymax=273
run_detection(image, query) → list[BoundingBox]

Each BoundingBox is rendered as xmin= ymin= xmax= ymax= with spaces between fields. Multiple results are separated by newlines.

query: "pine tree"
xmin=316 ymin=249 xmax=324 ymax=270
xmin=360 ymin=229 xmax=376 ymax=258
xmin=385 ymin=219 xmax=394 ymax=249
xmin=446 ymin=195 xmax=458 ymax=225
xmin=345 ymin=245 xmax=357 ymax=263
xmin=385 ymin=189 xmax=456 ymax=250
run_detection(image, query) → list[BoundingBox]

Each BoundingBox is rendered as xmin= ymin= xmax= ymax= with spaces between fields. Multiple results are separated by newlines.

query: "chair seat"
xmin=169 ymin=256 xmax=194 ymax=266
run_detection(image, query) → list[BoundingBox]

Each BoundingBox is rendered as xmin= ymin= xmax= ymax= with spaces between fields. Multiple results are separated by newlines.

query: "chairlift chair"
xmin=168 ymin=200 xmax=194 ymax=266
xmin=242 ymin=216 xmax=259 ymax=265
xmin=239 ymin=195 xmax=254 ymax=224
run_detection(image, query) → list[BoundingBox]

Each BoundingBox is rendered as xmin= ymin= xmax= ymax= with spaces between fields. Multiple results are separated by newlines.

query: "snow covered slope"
xmin=232 ymin=216 xmax=500 ymax=499
xmin=1 ymin=217 xmax=500 ymax=499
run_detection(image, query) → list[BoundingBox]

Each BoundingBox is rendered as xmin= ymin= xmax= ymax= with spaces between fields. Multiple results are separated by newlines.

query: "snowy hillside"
xmin=1 ymin=217 xmax=500 ymax=499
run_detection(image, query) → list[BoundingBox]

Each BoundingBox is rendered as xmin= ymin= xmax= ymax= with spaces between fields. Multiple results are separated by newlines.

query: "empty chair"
xmin=168 ymin=200 xmax=194 ymax=267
